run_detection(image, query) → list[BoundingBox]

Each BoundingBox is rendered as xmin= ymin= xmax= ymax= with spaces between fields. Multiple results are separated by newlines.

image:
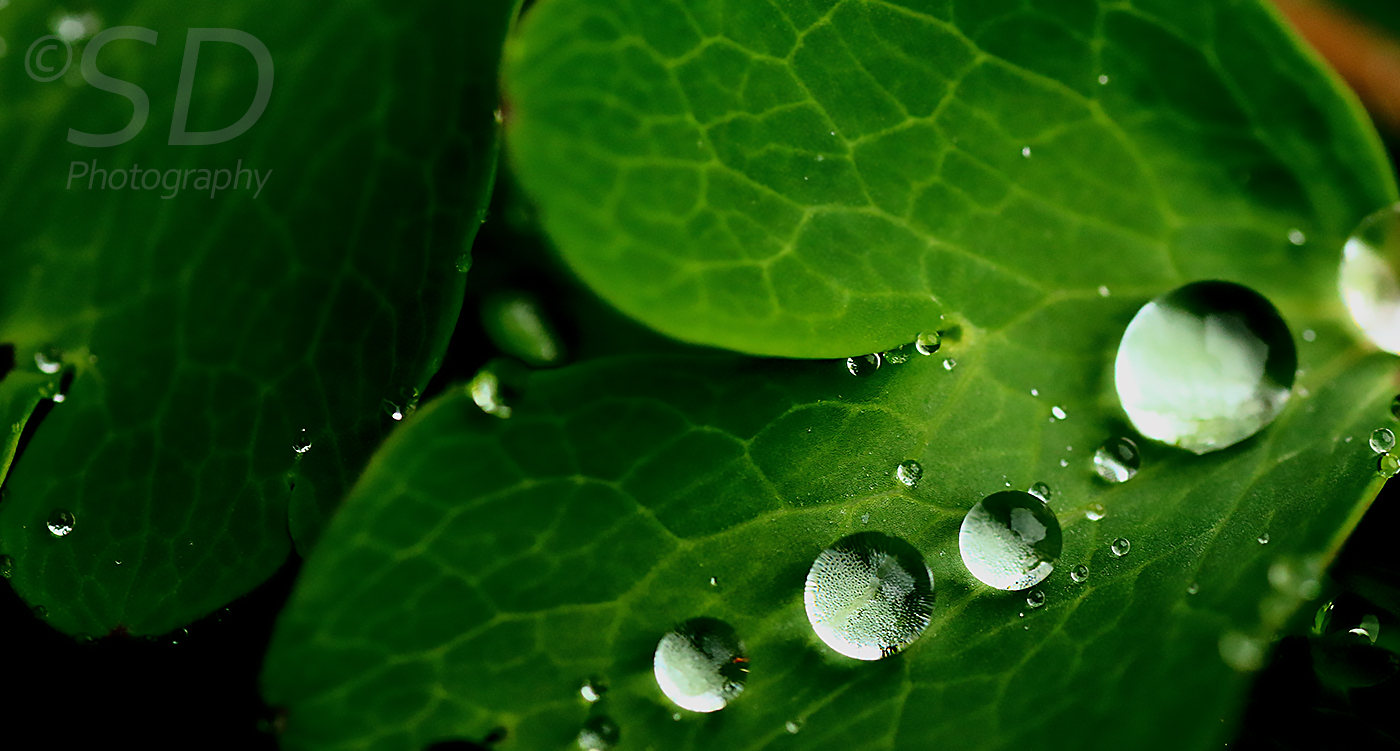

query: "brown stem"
xmin=1274 ymin=0 xmax=1400 ymax=134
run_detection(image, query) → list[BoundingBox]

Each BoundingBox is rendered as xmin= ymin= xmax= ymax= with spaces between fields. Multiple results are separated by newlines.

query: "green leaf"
xmin=263 ymin=335 xmax=1396 ymax=750
xmin=504 ymin=0 xmax=1393 ymax=357
xmin=0 ymin=0 xmax=513 ymax=636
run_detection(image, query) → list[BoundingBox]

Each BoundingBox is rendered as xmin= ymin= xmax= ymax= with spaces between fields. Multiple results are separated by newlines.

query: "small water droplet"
xmin=51 ymin=393 xmax=65 ymax=403
xmin=1052 ymin=406 xmax=1067 ymax=420
xmin=1028 ymin=482 xmax=1052 ymax=502
xmin=1026 ymin=590 xmax=1046 ymax=608
xmin=0 ymin=554 xmax=11 ymax=578
xmin=292 ymin=429 xmax=312 ymax=455
xmin=709 ymin=576 xmax=718 ymax=587
xmin=959 ymin=491 xmax=1062 ymax=591
xmin=1302 ymin=329 xmax=1316 ymax=342
xmin=846 ymin=353 xmax=881 ymax=377
xmin=785 ymin=720 xmax=802 ymax=734
xmin=1098 ymin=74 xmax=1110 ymax=84
xmin=1070 ymin=564 xmax=1088 ymax=583
xmin=1379 ymin=453 xmax=1400 ymax=478
xmin=1114 ymin=281 xmax=1295 ymax=453
xmin=1098 ymin=285 xmax=1110 ymax=297
xmin=1021 ymin=146 xmax=1032 ymax=157
xmin=468 ymin=368 xmax=513 ymax=418
xmin=1030 ymin=388 xmax=1039 ymax=397
xmin=1288 ymin=229 xmax=1307 ymax=246
xmin=1110 ymin=538 xmax=1131 ymax=557
xmin=1257 ymin=533 xmax=1270 ymax=545
xmin=654 ymin=618 xmax=747 ymax=712
xmin=883 ymin=344 xmax=913 ymax=364
xmin=895 ymin=460 xmax=922 ymax=488
xmin=576 ymin=716 xmax=620 ymax=750
xmin=1093 ymin=437 xmax=1140 ymax=483
xmin=47 ymin=509 xmax=74 ymax=537
xmin=1085 ymin=503 xmax=1106 ymax=521
xmin=915 ymin=331 xmax=942 ymax=355
xmin=1371 ymin=428 xmax=1395 ymax=454
xmin=804 ymin=532 xmax=935 ymax=660
xmin=1188 ymin=582 xmax=1200 ymax=595
xmin=581 ymin=677 xmax=607 ymax=703
xmin=1059 ymin=459 xmax=1069 ymax=467
xmin=382 ymin=399 xmax=404 ymax=421
xmin=34 ymin=347 xmax=61 ymax=374
xmin=942 ymin=358 xmax=956 ymax=371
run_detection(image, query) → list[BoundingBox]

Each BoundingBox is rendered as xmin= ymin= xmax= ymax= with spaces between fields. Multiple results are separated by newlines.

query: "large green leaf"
xmin=0 ymin=0 xmax=514 ymax=636
xmin=505 ymin=0 xmax=1393 ymax=357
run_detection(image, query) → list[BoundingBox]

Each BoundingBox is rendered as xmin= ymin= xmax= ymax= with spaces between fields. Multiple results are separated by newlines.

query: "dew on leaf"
xmin=1288 ymin=229 xmax=1307 ymax=246
xmin=1052 ymin=406 xmax=1067 ymax=420
xmin=1380 ymin=453 xmax=1400 ymax=478
xmin=468 ymin=368 xmax=513 ymax=418
xmin=959 ymin=491 xmax=1062 ymax=591
xmin=1257 ymin=533 xmax=1270 ymax=545
xmin=846 ymin=353 xmax=881 ymax=377
xmin=1026 ymin=590 xmax=1046 ymax=609
xmin=942 ymin=358 xmax=956 ymax=371
xmin=47 ymin=509 xmax=75 ymax=537
xmin=1086 ymin=503 xmax=1106 ymax=521
xmin=1070 ymin=564 xmax=1088 ymax=583
xmin=804 ymin=532 xmax=935 ymax=660
xmin=1188 ymin=582 xmax=1200 ymax=595
xmin=914 ymin=331 xmax=941 ymax=355
xmin=1093 ymin=437 xmax=1140 ymax=483
xmin=653 ymin=618 xmax=747 ymax=712
xmin=895 ymin=460 xmax=922 ymax=488
xmin=1110 ymin=538 xmax=1131 ymax=557
xmin=1098 ymin=285 xmax=1111 ymax=297
xmin=580 ymin=677 xmax=606 ymax=703
xmin=1114 ymin=281 xmax=1295 ymax=453
xmin=1021 ymin=146 xmax=1032 ymax=157
xmin=382 ymin=399 xmax=405 ymax=421
xmin=293 ymin=429 xmax=312 ymax=455
xmin=34 ymin=347 xmax=61 ymax=374
xmin=785 ymin=720 xmax=801 ymax=734
xmin=1028 ymin=482 xmax=1051 ymax=502
xmin=1302 ymin=329 xmax=1316 ymax=342
xmin=883 ymin=344 xmax=913 ymax=364
xmin=1339 ymin=204 xmax=1400 ymax=353
xmin=576 ymin=716 xmax=620 ymax=750
xmin=1370 ymin=428 xmax=1395 ymax=454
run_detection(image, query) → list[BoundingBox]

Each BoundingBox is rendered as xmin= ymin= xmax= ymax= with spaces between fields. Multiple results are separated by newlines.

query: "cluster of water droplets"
xmin=846 ymin=331 xmax=943 ymax=379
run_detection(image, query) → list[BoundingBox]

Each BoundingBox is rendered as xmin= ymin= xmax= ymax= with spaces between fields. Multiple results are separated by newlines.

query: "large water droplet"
xmin=1114 ymin=281 xmax=1295 ymax=453
xmin=576 ymin=716 xmax=620 ymax=750
xmin=1340 ymin=204 xmax=1400 ymax=353
xmin=915 ymin=331 xmax=942 ymax=355
xmin=895 ymin=460 xmax=922 ymax=488
xmin=653 ymin=618 xmax=748 ymax=712
xmin=1093 ymin=437 xmax=1140 ymax=483
xmin=47 ymin=509 xmax=74 ymax=537
xmin=1110 ymin=538 xmax=1131 ymax=557
xmin=804 ymin=532 xmax=935 ymax=660
xmin=846 ymin=353 xmax=881 ymax=377
xmin=1371 ymin=428 xmax=1396 ymax=454
xmin=959 ymin=491 xmax=1062 ymax=591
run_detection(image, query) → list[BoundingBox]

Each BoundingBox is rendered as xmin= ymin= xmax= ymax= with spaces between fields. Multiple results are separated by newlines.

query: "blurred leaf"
xmin=0 ymin=0 xmax=515 ymax=636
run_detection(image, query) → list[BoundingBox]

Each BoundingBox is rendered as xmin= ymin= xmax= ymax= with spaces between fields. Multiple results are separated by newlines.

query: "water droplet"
xmin=1302 ymin=329 xmax=1316 ymax=342
xmin=581 ymin=677 xmax=607 ymax=703
xmin=34 ymin=347 xmax=61 ymax=374
xmin=292 ymin=429 xmax=312 ymax=455
xmin=382 ymin=399 xmax=404 ymax=421
xmin=1085 ymin=503 xmax=1106 ymax=521
xmin=1371 ymin=428 xmax=1396 ymax=454
xmin=1098 ymin=285 xmax=1111 ymax=297
xmin=51 ymin=393 xmax=65 ymax=403
xmin=915 ymin=331 xmax=942 ymax=355
xmin=1051 ymin=406 xmax=1067 ymax=420
xmin=1059 ymin=459 xmax=1069 ymax=467
xmin=895 ymin=460 xmax=922 ymax=488
xmin=576 ymin=716 xmax=620 ymax=750
xmin=860 ymin=512 xmax=870 ymax=525
xmin=1093 ymin=437 xmax=1140 ymax=483
xmin=1098 ymin=74 xmax=1110 ymax=84
xmin=942 ymin=358 xmax=956 ymax=371
xmin=1026 ymin=590 xmax=1046 ymax=608
xmin=1030 ymin=388 xmax=1039 ymax=397
xmin=1070 ymin=564 xmax=1088 ymax=583
xmin=1340 ymin=205 xmax=1400 ymax=352
xmin=1110 ymin=538 xmax=1131 ymax=557
xmin=1114 ymin=281 xmax=1295 ymax=453
xmin=785 ymin=720 xmax=802 ymax=734
xmin=47 ymin=509 xmax=74 ymax=537
xmin=1288 ymin=229 xmax=1307 ymax=246
xmin=1021 ymin=146 xmax=1032 ymax=158
xmin=468 ymin=368 xmax=513 ymax=418
xmin=1379 ymin=453 xmax=1400 ymax=478
xmin=1257 ymin=533 xmax=1270 ymax=545
xmin=883 ymin=344 xmax=913 ymax=364
xmin=959 ymin=491 xmax=1062 ymax=591
xmin=846 ymin=353 xmax=881 ymax=377
xmin=1188 ymin=582 xmax=1200 ymax=595
xmin=804 ymin=532 xmax=935 ymax=660
xmin=653 ymin=618 xmax=748 ymax=712
xmin=709 ymin=576 xmax=718 ymax=587
xmin=0 ymin=554 xmax=11 ymax=579
xmin=1028 ymin=482 xmax=1052 ymax=502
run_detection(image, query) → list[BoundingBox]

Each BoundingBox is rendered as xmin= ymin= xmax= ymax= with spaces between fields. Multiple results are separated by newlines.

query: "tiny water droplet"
xmin=1302 ymin=329 xmax=1316 ymax=342
xmin=785 ymin=720 xmax=802 ymax=734
xmin=654 ymin=618 xmax=747 ymax=712
xmin=1339 ymin=205 xmax=1400 ymax=353
xmin=1052 ymin=406 xmax=1067 ymax=420
xmin=1098 ymin=285 xmax=1110 ymax=297
xmin=1070 ymin=564 xmax=1088 ymax=583
xmin=1059 ymin=459 xmax=1069 ymax=467
xmin=804 ymin=532 xmax=935 ymax=660
xmin=709 ymin=576 xmax=718 ymax=587
xmin=1030 ymin=388 xmax=1039 ymax=397
xmin=382 ymin=399 xmax=404 ymax=421
xmin=1085 ymin=503 xmax=1106 ymax=521
xmin=895 ymin=460 xmax=922 ymax=488
xmin=1021 ymin=146 xmax=1032 ymax=157
xmin=1114 ymin=281 xmax=1295 ymax=453
xmin=1026 ymin=590 xmax=1046 ymax=608
xmin=1288 ymin=229 xmax=1307 ymax=246
xmin=915 ymin=331 xmax=942 ymax=355
xmin=1188 ymin=582 xmax=1200 ymax=595
xmin=1093 ymin=437 xmax=1140 ymax=483
xmin=576 ymin=716 xmax=620 ymax=750
xmin=292 ymin=429 xmax=312 ymax=455
xmin=846 ymin=353 xmax=881 ymax=377
xmin=942 ymin=358 xmax=956 ymax=371
xmin=0 ymin=554 xmax=12 ymax=578
xmin=860 ymin=512 xmax=870 ymax=525
xmin=1257 ymin=533 xmax=1270 ymax=545
xmin=581 ymin=677 xmax=607 ymax=703
xmin=959 ymin=491 xmax=1062 ymax=591
xmin=1371 ymin=428 xmax=1395 ymax=454
xmin=51 ymin=393 xmax=65 ymax=403
xmin=34 ymin=347 xmax=61 ymax=374
xmin=883 ymin=344 xmax=913 ymax=364
xmin=1110 ymin=538 xmax=1131 ymax=557
xmin=1028 ymin=482 xmax=1051 ymax=502
xmin=1098 ymin=74 xmax=1110 ymax=84
xmin=1378 ymin=453 xmax=1400 ymax=478
xmin=47 ymin=509 xmax=75 ymax=537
